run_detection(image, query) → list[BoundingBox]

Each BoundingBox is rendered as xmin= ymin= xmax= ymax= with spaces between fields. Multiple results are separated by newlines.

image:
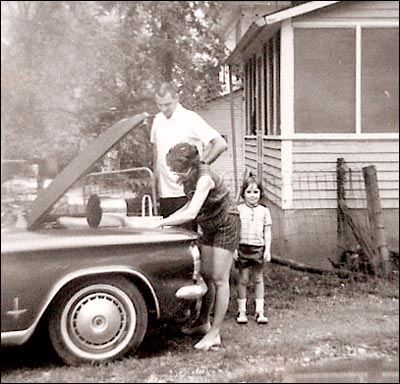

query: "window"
xmin=294 ymin=26 xmax=398 ymax=134
xmin=294 ymin=28 xmax=356 ymax=133
xmin=361 ymin=28 xmax=399 ymax=133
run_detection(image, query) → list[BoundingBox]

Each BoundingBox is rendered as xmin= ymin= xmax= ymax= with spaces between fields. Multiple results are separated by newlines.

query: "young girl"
xmin=235 ymin=175 xmax=272 ymax=324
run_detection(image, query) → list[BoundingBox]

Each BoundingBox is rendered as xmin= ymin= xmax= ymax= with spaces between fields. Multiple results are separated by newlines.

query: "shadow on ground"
xmin=282 ymin=357 xmax=399 ymax=383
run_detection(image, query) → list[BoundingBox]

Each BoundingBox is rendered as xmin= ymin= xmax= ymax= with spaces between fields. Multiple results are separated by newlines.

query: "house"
xmin=195 ymin=89 xmax=244 ymax=198
xmin=196 ymin=2 xmax=292 ymax=198
xmin=216 ymin=1 xmax=399 ymax=268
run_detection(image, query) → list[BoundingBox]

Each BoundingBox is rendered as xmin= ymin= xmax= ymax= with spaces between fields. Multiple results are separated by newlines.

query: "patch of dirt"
xmin=133 ymin=263 xmax=399 ymax=382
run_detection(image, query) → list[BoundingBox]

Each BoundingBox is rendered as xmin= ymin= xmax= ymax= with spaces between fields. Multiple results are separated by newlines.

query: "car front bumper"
xmin=175 ymin=276 xmax=208 ymax=300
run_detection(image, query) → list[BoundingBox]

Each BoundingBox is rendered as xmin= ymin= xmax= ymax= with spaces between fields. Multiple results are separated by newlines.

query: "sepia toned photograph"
xmin=1 ymin=1 xmax=398 ymax=382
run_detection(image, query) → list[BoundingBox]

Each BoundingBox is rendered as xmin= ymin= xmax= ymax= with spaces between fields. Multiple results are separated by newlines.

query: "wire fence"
xmin=222 ymin=165 xmax=398 ymax=270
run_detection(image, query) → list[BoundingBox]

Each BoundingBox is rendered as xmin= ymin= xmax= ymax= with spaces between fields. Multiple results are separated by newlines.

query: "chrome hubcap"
xmin=70 ymin=293 xmax=127 ymax=348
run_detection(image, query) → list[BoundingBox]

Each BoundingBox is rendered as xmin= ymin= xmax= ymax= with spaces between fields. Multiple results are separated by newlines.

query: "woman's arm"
xmin=160 ymin=175 xmax=214 ymax=226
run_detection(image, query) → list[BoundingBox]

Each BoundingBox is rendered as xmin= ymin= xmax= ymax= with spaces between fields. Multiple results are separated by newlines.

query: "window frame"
xmin=291 ymin=20 xmax=399 ymax=138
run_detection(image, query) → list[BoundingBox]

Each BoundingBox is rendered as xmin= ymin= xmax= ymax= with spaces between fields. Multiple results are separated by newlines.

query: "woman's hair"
xmin=240 ymin=173 xmax=264 ymax=199
xmin=166 ymin=142 xmax=200 ymax=173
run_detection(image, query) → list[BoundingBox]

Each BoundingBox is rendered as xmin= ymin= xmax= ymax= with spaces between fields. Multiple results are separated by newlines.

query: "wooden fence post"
xmin=336 ymin=158 xmax=346 ymax=249
xmin=362 ymin=165 xmax=390 ymax=277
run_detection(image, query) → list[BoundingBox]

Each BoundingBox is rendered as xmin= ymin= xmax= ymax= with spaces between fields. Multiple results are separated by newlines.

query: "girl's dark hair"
xmin=240 ymin=173 xmax=264 ymax=199
xmin=166 ymin=142 xmax=200 ymax=173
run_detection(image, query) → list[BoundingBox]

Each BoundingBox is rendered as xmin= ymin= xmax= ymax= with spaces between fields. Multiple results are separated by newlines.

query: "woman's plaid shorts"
xmin=198 ymin=208 xmax=241 ymax=252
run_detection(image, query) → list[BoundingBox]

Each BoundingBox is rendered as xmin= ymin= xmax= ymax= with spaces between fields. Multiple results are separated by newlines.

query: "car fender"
xmin=1 ymin=266 xmax=159 ymax=347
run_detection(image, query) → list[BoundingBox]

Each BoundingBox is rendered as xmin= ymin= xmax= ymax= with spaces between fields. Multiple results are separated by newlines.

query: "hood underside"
xmin=25 ymin=113 xmax=149 ymax=230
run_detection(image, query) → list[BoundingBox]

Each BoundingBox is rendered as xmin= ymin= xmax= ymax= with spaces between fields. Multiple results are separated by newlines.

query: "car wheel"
xmin=48 ymin=276 xmax=148 ymax=365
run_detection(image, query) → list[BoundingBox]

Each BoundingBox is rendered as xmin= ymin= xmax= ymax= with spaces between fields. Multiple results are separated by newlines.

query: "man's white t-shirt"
xmin=150 ymin=103 xmax=220 ymax=198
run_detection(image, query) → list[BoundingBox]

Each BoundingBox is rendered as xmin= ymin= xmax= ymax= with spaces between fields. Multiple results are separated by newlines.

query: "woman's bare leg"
xmin=194 ymin=245 xmax=233 ymax=350
xmin=193 ymin=244 xmax=215 ymax=327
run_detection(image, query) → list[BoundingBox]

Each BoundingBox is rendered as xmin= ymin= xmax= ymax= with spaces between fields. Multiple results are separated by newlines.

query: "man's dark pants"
xmin=159 ymin=196 xmax=197 ymax=232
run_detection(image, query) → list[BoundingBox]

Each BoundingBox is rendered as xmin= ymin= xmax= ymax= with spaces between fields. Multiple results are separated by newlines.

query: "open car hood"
xmin=26 ymin=113 xmax=150 ymax=230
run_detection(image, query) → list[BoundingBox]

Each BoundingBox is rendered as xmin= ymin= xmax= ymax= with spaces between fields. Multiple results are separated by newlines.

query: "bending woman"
xmin=152 ymin=142 xmax=240 ymax=351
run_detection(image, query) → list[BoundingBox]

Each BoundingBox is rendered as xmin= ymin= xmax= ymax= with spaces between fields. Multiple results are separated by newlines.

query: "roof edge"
xmin=262 ymin=1 xmax=341 ymax=25
xmin=225 ymin=1 xmax=341 ymax=65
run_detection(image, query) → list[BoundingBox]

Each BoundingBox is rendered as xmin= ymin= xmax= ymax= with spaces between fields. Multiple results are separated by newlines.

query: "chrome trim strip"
xmin=1 ymin=328 xmax=34 ymax=346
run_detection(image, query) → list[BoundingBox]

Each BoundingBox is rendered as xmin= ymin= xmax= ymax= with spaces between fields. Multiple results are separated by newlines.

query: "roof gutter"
xmin=260 ymin=1 xmax=340 ymax=25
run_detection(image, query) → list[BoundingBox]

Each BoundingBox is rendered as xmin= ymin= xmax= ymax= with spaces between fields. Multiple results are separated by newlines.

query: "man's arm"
xmin=151 ymin=142 xmax=160 ymax=207
xmin=152 ymin=142 xmax=158 ymax=174
xmin=202 ymin=135 xmax=228 ymax=165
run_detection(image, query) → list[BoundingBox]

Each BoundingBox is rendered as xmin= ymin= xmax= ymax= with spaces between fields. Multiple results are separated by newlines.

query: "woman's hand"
xmin=124 ymin=217 xmax=163 ymax=229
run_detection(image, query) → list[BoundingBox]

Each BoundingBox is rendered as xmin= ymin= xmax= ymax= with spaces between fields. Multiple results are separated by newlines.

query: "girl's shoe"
xmin=255 ymin=312 xmax=268 ymax=324
xmin=236 ymin=312 xmax=248 ymax=324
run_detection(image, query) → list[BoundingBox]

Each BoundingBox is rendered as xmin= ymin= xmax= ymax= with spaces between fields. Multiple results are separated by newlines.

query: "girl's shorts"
xmin=199 ymin=210 xmax=241 ymax=252
xmin=236 ymin=244 xmax=265 ymax=268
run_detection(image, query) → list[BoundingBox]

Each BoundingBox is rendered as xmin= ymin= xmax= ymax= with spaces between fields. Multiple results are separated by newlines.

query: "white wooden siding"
xmin=291 ymin=139 xmax=399 ymax=209
xmin=261 ymin=139 xmax=282 ymax=205
xmin=244 ymin=137 xmax=257 ymax=176
xmin=196 ymin=90 xmax=245 ymax=194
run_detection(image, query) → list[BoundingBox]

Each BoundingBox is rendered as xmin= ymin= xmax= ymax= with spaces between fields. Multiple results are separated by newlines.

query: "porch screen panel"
xmin=257 ymin=56 xmax=263 ymax=133
xmin=247 ymin=56 xmax=257 ymax=135
xmin=268 ymin=39 xmax=274 ymax=134
xmin=275 ymin=33 xmax=281 ymax=136
xmin=294 ymin=28 xmax=356 ymax=133
xmin=263 ymin=44 xmax=269 ymax=135
xmin=361 ymin=28 xmax=399 ymax=133
xmin=245 ymin=63 xmax=250 ymax=134
xmin=251 ymin=56 xmax=257 ymax=134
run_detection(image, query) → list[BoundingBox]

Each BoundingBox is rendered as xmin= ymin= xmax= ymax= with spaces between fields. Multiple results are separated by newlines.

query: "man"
xmin=150 ymin=82 xmax=228 ymax=229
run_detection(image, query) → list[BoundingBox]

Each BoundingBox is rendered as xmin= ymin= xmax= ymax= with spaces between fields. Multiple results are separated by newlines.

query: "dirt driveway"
xmin=139 ymin=268 xmax=399 ymax=383
xmin=2 ymin=264 xmax=399 ymax=383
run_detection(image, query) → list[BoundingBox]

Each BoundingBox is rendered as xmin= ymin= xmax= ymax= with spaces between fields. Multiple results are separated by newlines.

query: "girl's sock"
xmin=237 ymin=298 xmax=247 ymax=313
xmin=255 ymin=298 xmax=264 ymax=314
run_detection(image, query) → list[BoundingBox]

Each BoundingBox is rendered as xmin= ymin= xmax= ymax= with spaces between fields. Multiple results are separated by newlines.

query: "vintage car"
xmin=1 ymin=113 xmax=206 ymax=366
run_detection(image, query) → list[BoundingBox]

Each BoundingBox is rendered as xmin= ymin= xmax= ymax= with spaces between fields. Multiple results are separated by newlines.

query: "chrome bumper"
xmin=175 ymin=276 xmax=208 ymax=300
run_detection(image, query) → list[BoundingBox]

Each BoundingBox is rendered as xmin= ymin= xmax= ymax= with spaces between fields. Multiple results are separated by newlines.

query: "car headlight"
xmin=190 ymin=242 xmax=201 ymax=280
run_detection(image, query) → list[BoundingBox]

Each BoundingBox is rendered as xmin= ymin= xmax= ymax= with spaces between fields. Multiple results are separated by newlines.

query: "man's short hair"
xmin=154 ymin=82 xmax=179 ymax=98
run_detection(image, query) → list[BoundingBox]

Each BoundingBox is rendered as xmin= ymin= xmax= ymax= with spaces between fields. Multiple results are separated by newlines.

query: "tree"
xmin=1 ymin=1 xmax=227 ymax=170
